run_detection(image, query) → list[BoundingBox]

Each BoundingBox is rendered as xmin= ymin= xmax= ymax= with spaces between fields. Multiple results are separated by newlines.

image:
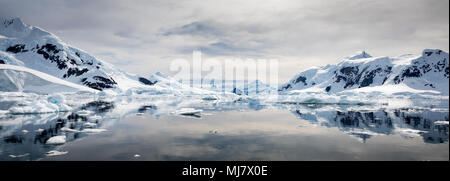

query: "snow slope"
xmin=0 ymin=64 xmax=96 ymax=93
xmin=0 ymin=17 xmax=154 ymax=92
xmin=279 ymin=50 xmax=449 ymax=95
xmin=144 ymin=72 xmax=219 ymax=95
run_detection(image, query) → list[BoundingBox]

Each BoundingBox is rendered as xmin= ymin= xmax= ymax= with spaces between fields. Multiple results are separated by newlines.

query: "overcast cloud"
xmin=0 ymin=0 xmax=448 ymax=81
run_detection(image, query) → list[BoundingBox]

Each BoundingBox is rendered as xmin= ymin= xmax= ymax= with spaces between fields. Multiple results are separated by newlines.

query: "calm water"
xmin=0 ymin=100 xmax=448 ymax=161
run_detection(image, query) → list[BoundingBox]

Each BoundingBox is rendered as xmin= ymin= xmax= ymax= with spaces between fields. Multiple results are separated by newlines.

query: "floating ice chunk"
xmin=89 ymin=115 xmax=102 ymax=120
xmin=209 ymin=129 xmax=219 ymax=134
xmin=46 ymin=135 xmax=66 ymax=145
xmin=35 ymin=128 xmax=44 ymax=133
xmin=434 ymin=121 xmax=449 ymax=125
xmin=8 ymin=100 xmax=57 ymax=114
xmin=7 ymin=99 xmax=72 ymax=114
xmin=202 ymin=95 xmax=219 ymax=101
xmin=84 ymin=122 xmax=97 ymax=128
xmin=9 ymin=153 xmax=29 ymax=158
xmin=60 ymin=127 xmax=80 ymax=133
xmin=396 ymin=128 xmax=427 ymax=138
xmin=81 ymin=128 xmax=107 ymax=133
xmin=57 ymin=103 xmax=72 ymax=112
xmin=76 ymin=110 xmax=92 ymax=116
xmin=47 ymin=94 xmax=65 ymax=104
xmin=46 ymin=150 xmax=68 ymax=156
xmin=134 ymin=154 xmax=141 ymax=158
xmin=21 ymin=130 xmax=29 ymax=134
xmin=173 ymin=108 xmax=202 ymax=116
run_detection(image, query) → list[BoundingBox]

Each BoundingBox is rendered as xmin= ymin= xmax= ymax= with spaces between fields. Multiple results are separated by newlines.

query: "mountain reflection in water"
xmin=0 ymin=99 xmax=448 ymax=161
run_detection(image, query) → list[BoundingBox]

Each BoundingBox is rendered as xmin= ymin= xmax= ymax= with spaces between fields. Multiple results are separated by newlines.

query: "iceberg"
xmin=45 ymin=150 xmax=68 ymax=157
xmin=61 ymin=127 xmax=80 ymax=133
xmin=46 ymin=135 xmax=66 ymax=145
xmin=81 ymin=128 xmax=107 ymax=133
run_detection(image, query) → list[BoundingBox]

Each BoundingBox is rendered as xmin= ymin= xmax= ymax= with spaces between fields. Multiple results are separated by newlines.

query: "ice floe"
xmin=202 ymin=95 xmax=219 ymax=101
xmin=46 ymin=135 xmax=66 ymax=145
xmin=84 ymin=122 xmax=97 ymax=128
xmin=208 ymin=129 xmax=219 ymax=134
xmin=61 ymin=127 xmax=80 ymax=133
xmin=81 ymin=128 xmax=107 ymax=133
xmin=434 ymin=121 xmax=449 ymax=125
xmin=88 ymin=115 xmax=102 ymax=120
xmin=45 ymin=150 xmax=68 ymax=156
xmin=9 ymin=153 xmax=30 ymax=158
xmin=76 ymin=110 xmax=93 ymax=116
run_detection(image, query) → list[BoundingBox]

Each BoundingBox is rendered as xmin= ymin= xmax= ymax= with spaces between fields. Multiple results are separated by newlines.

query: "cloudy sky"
xmin=0 ymin=0 xmax=448 ymax=81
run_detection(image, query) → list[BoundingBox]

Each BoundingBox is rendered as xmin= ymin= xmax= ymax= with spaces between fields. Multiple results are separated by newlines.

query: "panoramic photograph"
xmin=0 ymin=0 xmax=448 ymax=171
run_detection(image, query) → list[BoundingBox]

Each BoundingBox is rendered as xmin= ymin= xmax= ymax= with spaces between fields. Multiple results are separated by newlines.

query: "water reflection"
xmin=0 ymin=100 xmax=115 ymax=160
xmin=291 ymin=109 xmax=448 ymax=143
xmin=0 ymin=98 xmax=448 ymax=161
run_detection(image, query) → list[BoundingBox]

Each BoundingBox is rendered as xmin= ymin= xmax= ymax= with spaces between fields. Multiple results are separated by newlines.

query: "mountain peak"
xmin=1 ymin=17 xmax=32 ymax=37
xmin=346 ymin=50 xmax=372 ymax=60
xmin=1 ymin=17 xmax=25 ymax=27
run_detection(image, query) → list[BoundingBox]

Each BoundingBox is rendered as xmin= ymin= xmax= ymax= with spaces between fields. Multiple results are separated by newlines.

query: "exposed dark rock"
xmin=63 ymin=68 xmax=89 ymax=78
xmin=0 ymin=59 xmax=5 ymax=64
xmin=394 ymin=66 xmax=422 ymax=84
xmin=36 ymin=44 xmax=68 ymax=70
xmin=340 ymin=66 xmax=359 ymax=75
xmin=138 ymin=77 xmax=156 ymax=85
xmin=360 ymin=68 xmax=383 ymax=88
xmin=325 ymin=86 xmax=331 ymax=92
xmin=279 ymin=84 xmax=291 ymax=91
xmin=424 ymin=51 xmax=433 ymax=56
xmin=424 ymin=83 xmax=435 ymax=88
xmin=335 ymin=66 xmax=361 ymax=88
xmin=293 ymin=76 xmax=307 ymax=86
xmin=81 ymin=76 xmax=117 ymax=91
xmin=138 ymin=105 xmax=156 ymax=113
xmin=82 ymin=81 xmax=112 ymax=91
xmin=41 ymin=44 xmax=59 ymax=53
xmin=69 ymin=59 xmax=80 ymax=66
xmin=6 ymin=44 xmax=27 ymax=53
xmin=93 ymin=76 xmax=117 ymax=85
xmin=232 ymin=87 xmax=243 ymax=95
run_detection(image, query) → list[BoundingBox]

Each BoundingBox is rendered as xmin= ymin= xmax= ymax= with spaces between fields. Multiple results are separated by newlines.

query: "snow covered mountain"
xmin=0 ymin=64 xmax=96 ymax=93
xmin=232 ymin=80 xmax=276 ymax=95
xmin=193 ymin=79 xmax=276 ymax=95
xmin=279 ymin=50 xmax=449 ymax=95
xmin=0 ymin=17 xmax=154 ymax=92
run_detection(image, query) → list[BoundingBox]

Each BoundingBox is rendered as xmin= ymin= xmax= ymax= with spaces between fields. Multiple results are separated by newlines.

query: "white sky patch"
xmin=0 ymin=0 xmax=448 ymax=82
